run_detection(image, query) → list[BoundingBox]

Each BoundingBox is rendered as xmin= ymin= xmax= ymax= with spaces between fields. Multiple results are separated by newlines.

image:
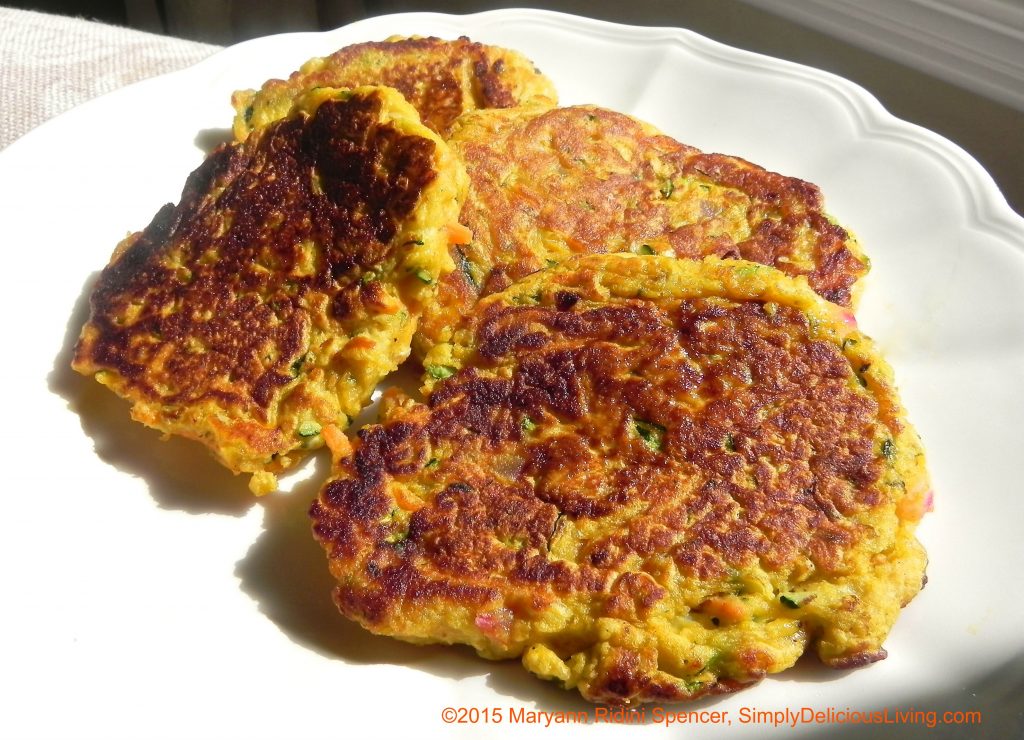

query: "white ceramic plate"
xmin=1 ymin=9 xmax=1022 ymax=740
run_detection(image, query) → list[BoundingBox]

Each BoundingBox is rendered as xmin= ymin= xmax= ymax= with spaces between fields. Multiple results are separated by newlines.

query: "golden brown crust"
xmin=313 ymin=256 xmax=928 ymax=704
xmin=232 ymin=36 xmax=557 ymax=141
xmin=73 ymin=87 xmax=466 ymax=492
xmin=415 ymin=105 xmax=866 ymax=355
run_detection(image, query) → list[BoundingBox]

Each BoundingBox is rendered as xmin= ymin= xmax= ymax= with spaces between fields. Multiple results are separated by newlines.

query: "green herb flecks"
xmin=703 ymin=651 xmax=725 ymax=672
xmin=683 ymin=678 xmax=708 ymax=694
xmin=634 ymin=419 xmax=666 ymax=452
xmin=660 ymin=180 xmax=675 ymax=199
xmin=856 ymin=363 xmax=871 ymax=387
xmin=779 ymin=592 xmax=812 ymax=609
xmin=297 ymin=421 xmax=322 ymax=438
xmin=521 ymin=416 xmax=537 ymax=433
xmin=806 ymin=313 xmax=821 ymax=338
xmin=456 ymin=247 xmax=480 ymax=289
xmin=723 ymin=433 xmax=737 ymax=452
xmin=638 ymin=244 xmax=655 ymax=255
xmin=547 ymin=512 xmax=566 ymax=550
xmin=425 ymin=457 xmax=439 ymax=469
xmin=881 ymin=438 xmax=896 ymax=462
xmin=426 ymin=365 xmax=456 ymax=380
xmin=414 ymin=268 xmax=433 ymax=284
xmin=385 ymin=530 xmax=408 ymax=545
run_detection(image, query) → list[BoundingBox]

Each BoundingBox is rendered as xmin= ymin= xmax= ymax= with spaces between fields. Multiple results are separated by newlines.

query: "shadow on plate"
xmin=49 ymin=269 xmax=507 ymax=693
xmin=48 ymin=270 xmax=256 ymax=516
xmin=234 ymin=459 xmax=487 ymax=680
xmin=794 ymin=654 xmax=1024 ymax=740
xmin=234 ymin=464 xmax=755 ymax=716
xmin=769 ymin=650 xmax=855 ymax=685
xmin=46 ymin=273 xmax=876 ymax=711
xmin=48 ymin=265 xmax=429 ymax=518
xmin=194 ymin=127 xmax=233 ymax=154
xmin=52 ymin=270 xmax=972 ymax=718
xmin=46 ymin=273 xmax=531 ymax=697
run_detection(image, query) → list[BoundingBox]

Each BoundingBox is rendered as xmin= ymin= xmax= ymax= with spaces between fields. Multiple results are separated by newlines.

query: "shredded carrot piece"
xmin=446 ymin=222 xmax=473 ymax=245
xmin=345 ymin=336 xmax=375 ymax=351
xmin=321 ymin=424 xmax=352 ymax=463
xmin=393 ymin=486 xmax=424 ymax=512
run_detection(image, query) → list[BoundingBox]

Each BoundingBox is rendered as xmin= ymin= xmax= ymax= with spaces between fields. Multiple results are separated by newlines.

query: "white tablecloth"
xmin=1 ymin=7 xmax=219 ymax=150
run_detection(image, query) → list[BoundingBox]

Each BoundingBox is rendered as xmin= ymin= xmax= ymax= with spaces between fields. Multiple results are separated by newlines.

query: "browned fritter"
xmin=415 ymin=104 xmax=867 ymax=355
xmin=231 ymin=36 xmax=558 ymax=141
xmin=313 ymin=256 xmax=928 ymax=704
xmin=73 ymin=86 xmax=467 ymax=494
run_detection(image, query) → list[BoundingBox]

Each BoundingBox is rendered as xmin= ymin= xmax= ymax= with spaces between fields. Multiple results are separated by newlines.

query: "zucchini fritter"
xmin=73 ymin=86 xmax=468 ymax=494
xmin=232 ymin=36 xmax=557 ymax=142
xmin=312 ymin=255 xmax=929 ymax=704
xmin=415 ymin=104 xmax=867 ymax=355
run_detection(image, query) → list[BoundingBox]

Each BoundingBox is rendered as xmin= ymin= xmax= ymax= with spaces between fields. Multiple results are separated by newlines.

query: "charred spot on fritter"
xmin=313 ymin=255 xmax=929 ymax=704
xmin=85 ymin=93 xmax=433 ymax=386
xmin=231 ymin=36 xmax=557 ymax=141
xmin=415 ymin=105 xmax=867 ymax=356
xmin=73 ymin=86 xmax=467 ymax=493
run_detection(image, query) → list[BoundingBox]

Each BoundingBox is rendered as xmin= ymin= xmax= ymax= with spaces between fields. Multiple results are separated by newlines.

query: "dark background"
xmin=8 ymin=0 xmax=1023 ymax=216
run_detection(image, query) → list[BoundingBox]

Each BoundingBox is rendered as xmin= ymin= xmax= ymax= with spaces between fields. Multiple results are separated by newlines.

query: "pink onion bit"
xmin=475 ymin=608 xmax=514 ymax=642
